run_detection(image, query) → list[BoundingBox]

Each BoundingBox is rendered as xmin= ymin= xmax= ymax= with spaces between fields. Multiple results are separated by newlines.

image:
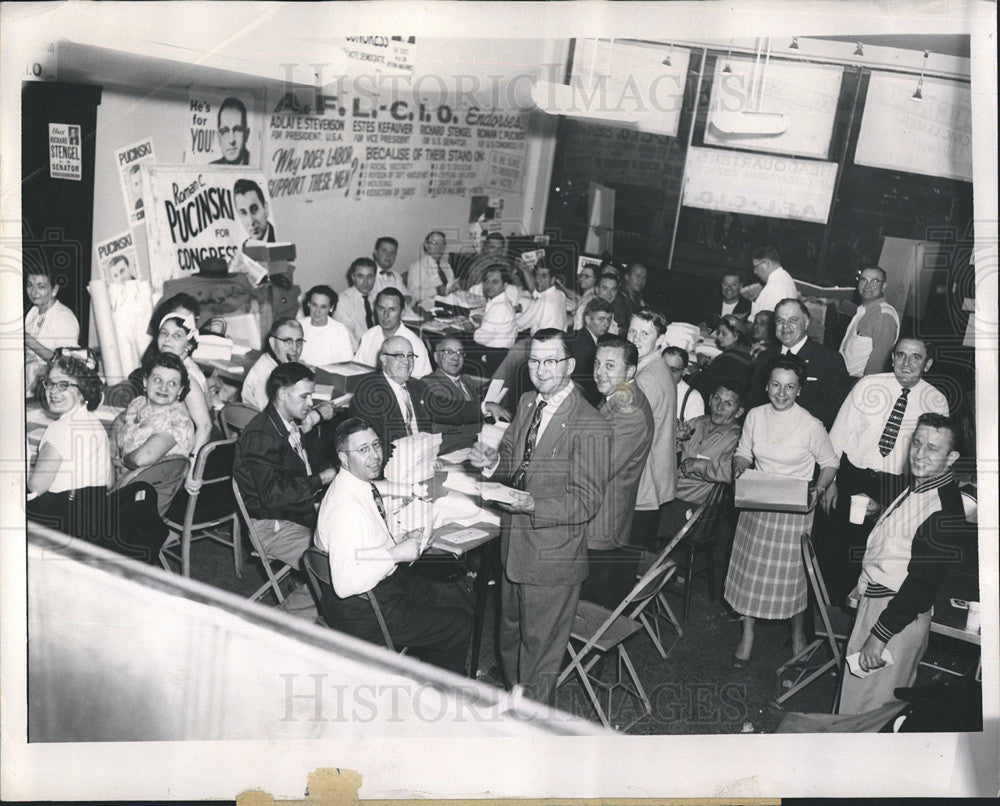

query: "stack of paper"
xmin=664 ymin=322 xmax=700 ymax=354
xmin=191 ymin=334 xmax=234 ymax=362
xmin=385 ymin=432 xmax=442 ymax=484
xmin=443 ymin=469 xmax=481 ymax=496
xmin=478 ymin=421 xmax=508 ymax=450
xmin=386 ymin=498 xmax=433 ymax=541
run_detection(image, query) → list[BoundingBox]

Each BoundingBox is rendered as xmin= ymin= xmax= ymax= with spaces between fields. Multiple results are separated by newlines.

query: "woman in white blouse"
xmin=24 ymin=269 xmax=80 ymax=393
xmin=297 ymin=285 xmax=355 ymax=366
xmin=725 ymin=356 xmax=838 ymax=667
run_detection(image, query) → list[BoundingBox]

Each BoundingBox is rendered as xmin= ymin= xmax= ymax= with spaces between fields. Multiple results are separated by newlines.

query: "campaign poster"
xmin=48 ymin=122 xmax=81 ymax=181
xmin=115 ymin=138 xmax=156 ymax=227
xmin=94 ymin=230 xmax=140 ymax=283
xmin=185 ymin=87 xmax=265 ymax=168
xmin=142 ymin=165 xmax=276 ymax=290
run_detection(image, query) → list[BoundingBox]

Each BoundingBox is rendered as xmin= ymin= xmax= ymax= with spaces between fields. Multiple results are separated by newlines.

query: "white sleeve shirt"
xmin=516 ymin=285 xmax=568 ymax=333
xmin=315 ymin=469 xmax=397 ymax=598
xmin=297 ymin=317 xmax=356 ymax=366
xmin=407 ymin=254 xmax=454 ymax=304
xmin=333 ymin=286 xmax=369 ymax=351
xmin=353 ymin=324 xmax=432 ymax=379
xmin=241 ymin=353 xmax=276 ymax=411
xmin=750 ymin=266 xmax=800 ymax=317
xmin=474 ymin=294 xmax=518 ymax=348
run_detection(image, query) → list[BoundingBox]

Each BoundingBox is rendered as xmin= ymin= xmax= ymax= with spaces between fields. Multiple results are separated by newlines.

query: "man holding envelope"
xmin=838 ymin=413 xmax=965 ymax=714
xmin=470 ymin=329 xmax=612 ymax=705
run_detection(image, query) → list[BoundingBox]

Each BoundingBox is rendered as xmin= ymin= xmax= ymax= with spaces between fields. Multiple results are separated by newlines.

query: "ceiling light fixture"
xmin=912 ymin=50 xmax=929 ymax=100
xmin=789 ymin=37 xmax=799 ymax=50
xmin=854 ymin=42 xmax=864 ymax=56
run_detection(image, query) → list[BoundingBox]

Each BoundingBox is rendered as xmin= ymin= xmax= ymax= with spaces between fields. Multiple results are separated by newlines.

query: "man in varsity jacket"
xmin=837 ymin=412 xmax=966 ymax=714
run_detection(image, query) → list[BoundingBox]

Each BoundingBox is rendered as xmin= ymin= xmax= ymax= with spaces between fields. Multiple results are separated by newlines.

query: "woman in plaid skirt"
xmin=725 ymin=356 xmax=838 ymax=666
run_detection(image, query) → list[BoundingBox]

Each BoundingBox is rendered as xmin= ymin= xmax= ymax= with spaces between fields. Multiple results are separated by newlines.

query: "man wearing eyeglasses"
xmin=242 ymin=318 xmax=307 ymax=412
xmin=423 ymin=337 xmax=509 ymax=455
xmin=314 ymin=417 xmax=472 ymax=674
xmin=839 ymin=267 xmax=900 ymax=378
xmin=211 ymin=96 xmax=251 ymax=165
xmin=350 ymin=335 xmax=430 ymax=460
xmin=469 ymin=329 xmax=612 ymax=705
xmin=353 ymin=287 xmax=432 ymax=378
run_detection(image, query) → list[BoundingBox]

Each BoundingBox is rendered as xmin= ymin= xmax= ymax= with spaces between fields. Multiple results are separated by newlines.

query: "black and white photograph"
xmin=1 ymin=1 xmax=996 ymax=802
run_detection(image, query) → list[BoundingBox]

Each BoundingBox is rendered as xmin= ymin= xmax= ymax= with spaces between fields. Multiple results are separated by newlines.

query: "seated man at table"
xmin=516 ymin=264 xmax=567 ymax=334
xmin=658 ymin=382 xmax=744 ymax=545
xmin=581 ymin=334 xmax=654 ymax=608
xmin=838 ymin=413 xmax=965 ymax=715
xmin=315 ymin=417 xmax=472 ymax=675
xmin=350 ymin=335 xmax=431 ymax=460
xmin=472 ymin=265 xmax=518 ymax=350
xmin=333 ymin=257 xmax=379 ymax=351
xmin=568 ymin=296 xmax=614 ymax=407
xmin=698 ymin=270 xmax=751 ymax=330
xmin=233 ymin=362 xmax=336 ymax=570
xmin=423 ymin=337 xmax=500 ymax=455
xmin=354 ymin=287 xmax=432 ymax=378
xmin=242 ymin=317 xmax=304 ymax=411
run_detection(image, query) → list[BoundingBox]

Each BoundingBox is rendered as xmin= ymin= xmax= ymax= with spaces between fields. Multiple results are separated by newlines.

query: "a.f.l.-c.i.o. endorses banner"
xmin=141 ymin=164 xmax=276 ymax=291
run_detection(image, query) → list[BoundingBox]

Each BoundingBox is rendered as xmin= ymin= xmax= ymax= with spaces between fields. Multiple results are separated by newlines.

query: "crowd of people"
xmin=23 ymin=236 xmax=970 ymax=719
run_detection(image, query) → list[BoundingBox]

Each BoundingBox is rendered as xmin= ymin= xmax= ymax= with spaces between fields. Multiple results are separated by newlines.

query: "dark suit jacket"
xmin=612 ymin=293 xmax=634 ymax=333
xmin=349 ymin=371 xmax=430 ymax=458
xmin=233 ymin=404 xmax=330 ymax=528
xmin=422 ymin=369 xmax=486 ymax=454
xmin=493 ymin=384 xmax=612 ymax=586
xmin=750 ymin=338 xmax=850 ymax=430
xmin=584 ymin=381 xmax=654 ymax=550
xmin=699 ymin=295 xmax=751 ymax=327
xmin=567 ymin=328 xmax=601 ymax=407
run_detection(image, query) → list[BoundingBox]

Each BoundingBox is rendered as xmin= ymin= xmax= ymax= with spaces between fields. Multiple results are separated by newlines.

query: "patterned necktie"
xmin=371 ymin=483 xmax=387 ymax=521
xmin=452 ymin=375 xmax=471 ymax=402
xmin=510 ymin=400 xmax=547 ymax=491
xmin=435 ymin=260 xmax=449 ymax=293
xmin=402 ymin=392 xmax=416 ymax=436
xmin=289 ymin=427 xmax=312 ymax=474
xmin=878 ymin=387 xmax=910 ymax=456
xmin=363 ymin=294 xmax=375 ymax=328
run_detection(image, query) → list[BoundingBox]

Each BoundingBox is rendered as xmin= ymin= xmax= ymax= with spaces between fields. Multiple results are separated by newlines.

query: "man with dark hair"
xmin=460 ymin=231 xmax=514 ymax=290
xmin=820 ymin=336 xmax=949 ymax=603
xmin=212 ymin=96 xmax=250 ymax=165
xmin=750 ymin=297 xmax=850 ymax=429
xmin=838 ymin=412 xmax=965 ymax=714
xmin=407 ymin=230 xmax=454 ymax=303
xmin=700 ymin=270 xmax=751 ymax=329
xmin=371 ymin=236 xmax=405 ymax=296
xmin=334 ymin=257 xmax=378 ymax=350
xmin=749 ymin=245 xmax=799 ymax=317
xmin=313 ymin=417 xmax=472 ymax=674
xmin=516 ymin=264 xmax=567 ymax=333
xmin=469 ymin=328 xmax=612 ymax=704
xmin=233 ymin=361 xmax=335 ymax=570
xmin=580 ymin=333 xmax=654 ymax=608
xmin=840 ymin=267 xmax=900 ymax=378
xmin=233 ymin=178 xmax=274 ymax=242
xmin=472 ymin=265 xmax=518 ymax=350
xmin=596 ymin=272 xmax=629 ymax=334
xmin=353 ymin=287 xmax=431 ymax=377
xmin=568 ymin=296 xmax=614 ymax=407
xmin=350 ymin=335 xmax=431 ymax=459
xmin=621 ymin=262 xmax=648 ymax=310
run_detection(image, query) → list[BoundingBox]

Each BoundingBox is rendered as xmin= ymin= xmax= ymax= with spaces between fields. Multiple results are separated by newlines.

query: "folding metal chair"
xmin=160 ymin=439 xmax=242 ymax=578
xmin=231 ymin=478 xmax=293 ymax=604
xmin=681 ymin=482 xmax=733 ymax=623
xmin=301 ymin=547 xmax=399 ymax=652
xmin=218 ymin=401 xmax=260 ymax=438
xmin=114 ymin=454 xmax=189 ymax=518
xmin=559 ymin=537 xmax=691 ymax=730
xmin=774 ymin=533 xmax=848 ymax=711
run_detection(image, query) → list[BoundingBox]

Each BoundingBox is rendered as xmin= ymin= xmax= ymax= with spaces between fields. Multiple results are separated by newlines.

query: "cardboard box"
xmin=313 ymin=361 xmax=372 ymax=394
xmin=242 ymin=241 xmax=296 ymax=263
xmin=734 ymin=469 xmax=813 ymax=513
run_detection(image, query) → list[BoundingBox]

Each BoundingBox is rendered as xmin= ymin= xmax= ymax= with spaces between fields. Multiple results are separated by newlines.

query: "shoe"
xmin=732 ymin=654 xmax=750 ymax=669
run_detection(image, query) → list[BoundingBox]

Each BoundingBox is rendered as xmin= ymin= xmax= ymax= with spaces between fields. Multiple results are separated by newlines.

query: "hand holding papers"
xmin=846 ymin=649 xmax=894 ymax=678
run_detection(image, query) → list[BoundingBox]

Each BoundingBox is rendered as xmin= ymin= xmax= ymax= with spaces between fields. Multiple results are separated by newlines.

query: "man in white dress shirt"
xmin=314 ymin=417 xmax=472 ymax=674
xmin=333 ymin=257 xmax=379 ymax=351
xmin=819 ymin=336 xmax=949 ymax=603
xmin=473 ymin=266 xmax=518 ymax=349
xmin=749 ymin=245 xmax=799 ymax=318
xmin=371 ymin=236 xmax=406 ymax=296
xmin=241 ymin=318 xmax=303 ymax=411
xmin=353 ymin=287 xmax=432 ymax=378
xmin=516 ymin=264 xmax=567 ymax=334
xmin=407 ymin=230 xmax=454 ymax=305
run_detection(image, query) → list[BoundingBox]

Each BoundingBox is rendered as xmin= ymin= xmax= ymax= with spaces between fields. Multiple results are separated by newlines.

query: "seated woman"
xmin=724 ymin=356 xmax=838 ymax=667
xmin=111 ymin=352 xmax=195 ymax=509
xmin=692 ymin=314 xmax=755 ymax=400
xmin=24 ymin=267 xmax=80 ymax=394
xmin=297 ymin=284 xmax=355 ymax=366
xmin=26 ymin=355 xmax=167 ymax=564
xmin=749 ymin=309 xmax=778 ymax=360
xmin=139 ymin=292 xmax=201 ymax=366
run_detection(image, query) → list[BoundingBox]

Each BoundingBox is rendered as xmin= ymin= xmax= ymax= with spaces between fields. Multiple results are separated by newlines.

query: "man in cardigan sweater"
xmin=837 ymin=412 xmax=965 ymax=714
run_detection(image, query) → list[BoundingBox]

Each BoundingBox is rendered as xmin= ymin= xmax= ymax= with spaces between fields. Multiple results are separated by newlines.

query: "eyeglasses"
xmin=273 ymin=337 xmax=306 ymax=346
xmin=527 ymin=357 xmax=569 ymax=372
xmin=436 ymin=348 xmax=464 ymax=357
xmin=383 ymin=352 xmax=415 ymax=361
xmin=219 ymin=125 xmax=248 ymax=136
xmin=858 ymin=278 xmax=884 ymax=287
xmin=42 ymin=380 xmax=79 ymax=392
xmin=346 ymin=442 xmax=383 ymax=457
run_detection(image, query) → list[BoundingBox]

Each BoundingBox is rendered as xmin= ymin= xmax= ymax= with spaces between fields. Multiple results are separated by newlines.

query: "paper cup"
xmin=966 ymin=601 xmax=981 ymax=633
xmin=849 ymin=493 xmax=870 ymax=524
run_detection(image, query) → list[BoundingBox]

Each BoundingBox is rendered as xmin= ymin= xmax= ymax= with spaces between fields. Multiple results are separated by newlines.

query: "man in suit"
xmin=334 ymin=257 xmax=379 ymax=351
xmin=750 ymin=297 xmax=850 ymax=429
xmin=470 ymin=329 xmax=612 ymax=705
xmin=699 ymin=270 xmax=751 ymax=330
xmin=597 ymin=272 xmax=629 ymax=334
xmin=621 ymin=262 xmax=648 ymax=310
xmin=350 ymin=335 xmax=430 ymax=460
xmin=423 ymin=336 xmax=508 ymax=455
xmin=233 ymin=362 xmax=336 ymax=568
xmin=314 ymin=417 xmax=472 ymax=675
xmin=581 ymin=334 xmax=654 ymax=609
xmin=233 ymin=178 xmax=275 ymax=243
xmin=568 ymin=296 xmax=614 ymax=407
